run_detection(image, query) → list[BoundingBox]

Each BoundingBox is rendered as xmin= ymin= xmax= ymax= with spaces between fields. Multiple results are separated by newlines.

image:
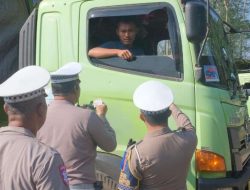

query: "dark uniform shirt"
xmin=0 ymin=126 xmax=69 ymax=190
xmin=37 ymin=100 xmax=117 ymax=185
xmin=118 ymin=105 xmax=197 ymax=190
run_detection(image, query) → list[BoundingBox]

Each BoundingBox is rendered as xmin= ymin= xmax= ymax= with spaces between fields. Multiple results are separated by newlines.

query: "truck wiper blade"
xmin=239 ymin=69 xmax=250 ymax=73
xmin=223 ymin=21 xmax=238 ymax=33
xmin=223 ymin=21 xmax=250 ymax=34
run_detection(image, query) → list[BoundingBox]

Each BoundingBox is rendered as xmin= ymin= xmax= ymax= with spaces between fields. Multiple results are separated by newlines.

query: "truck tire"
xmin=96 ymin=170 xmax=117 ymax=190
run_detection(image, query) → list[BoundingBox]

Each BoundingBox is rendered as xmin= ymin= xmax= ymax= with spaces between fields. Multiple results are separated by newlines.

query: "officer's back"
xmin=118 ymin=80 xmax=197 ymax=190
xmin=0 ymin=66 xmax=69 ymax=190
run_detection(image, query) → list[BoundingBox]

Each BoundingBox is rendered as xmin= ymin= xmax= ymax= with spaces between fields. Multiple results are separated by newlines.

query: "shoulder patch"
xmin=117 ymin=149 xmax=140 ymax=190
xmin=59 ymin=165 xmax=69 ymax=186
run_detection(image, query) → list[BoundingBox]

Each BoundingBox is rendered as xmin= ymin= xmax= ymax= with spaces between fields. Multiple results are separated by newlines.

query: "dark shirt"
xmin=100 ymin=41 xmax=144 ymax=55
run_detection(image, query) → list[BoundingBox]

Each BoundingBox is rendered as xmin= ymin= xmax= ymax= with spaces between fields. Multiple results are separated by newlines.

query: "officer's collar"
xmin=0 ymin=126 xmax=35 ymax=137
xmin=144 ymin=127 xmax=172 ymax=138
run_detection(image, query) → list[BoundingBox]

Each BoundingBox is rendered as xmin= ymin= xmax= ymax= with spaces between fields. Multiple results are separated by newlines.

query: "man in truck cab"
xmin=88 ymin=18 xmax=144 ymax=61
xmin=117 ymin=81 xmax=197 ymax=190
xmin=37 ymin=62 xmax=117 ymax=190
xmin=0 ymin=66 xmax=69 ymax=190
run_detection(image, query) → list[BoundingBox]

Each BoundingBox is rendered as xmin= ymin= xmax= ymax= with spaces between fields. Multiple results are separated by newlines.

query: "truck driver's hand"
xmin=117 ymin=49 xmax=133 ymax=60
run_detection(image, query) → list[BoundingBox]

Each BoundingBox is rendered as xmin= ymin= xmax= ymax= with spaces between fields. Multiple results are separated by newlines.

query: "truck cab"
xmin=17 ymin=0 xmax=250 ymax=189
xmin=238 ymin=63 xmax=250 ymax=116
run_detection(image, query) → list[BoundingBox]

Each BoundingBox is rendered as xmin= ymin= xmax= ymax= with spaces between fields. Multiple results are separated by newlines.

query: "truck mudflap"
xmin=197 ymin=160 xmax=250 ymax=190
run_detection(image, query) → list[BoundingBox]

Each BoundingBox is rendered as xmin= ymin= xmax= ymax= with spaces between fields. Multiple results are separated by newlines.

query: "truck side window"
xmin=87 ymin=4 xmax=183 ymax=79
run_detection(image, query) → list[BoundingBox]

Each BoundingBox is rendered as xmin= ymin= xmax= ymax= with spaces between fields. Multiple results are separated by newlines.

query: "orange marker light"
xmin=195 ymin=149 xmax=226 ymax=172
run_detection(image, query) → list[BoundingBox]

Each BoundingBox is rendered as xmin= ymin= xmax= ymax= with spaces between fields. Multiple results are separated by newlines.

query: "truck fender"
xmin=95 ymin=152 xmax=122 ymax=190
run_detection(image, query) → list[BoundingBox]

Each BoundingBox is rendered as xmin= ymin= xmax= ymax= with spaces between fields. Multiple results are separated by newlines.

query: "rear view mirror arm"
xmin=197 ymin=0 xmax=210 ymax=67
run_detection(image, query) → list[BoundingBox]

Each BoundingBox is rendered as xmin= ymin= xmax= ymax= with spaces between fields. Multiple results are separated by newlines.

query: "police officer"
xmin=117 ymin=80 xmax=197 ymax=190
xmin=37 ymin=62 xmax=117 ymax=190
xmin=0 ymin=66 xmax=69 ymax=190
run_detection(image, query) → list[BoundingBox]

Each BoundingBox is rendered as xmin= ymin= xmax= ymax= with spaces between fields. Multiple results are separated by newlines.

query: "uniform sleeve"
xmin=170 ymin=104 xmax=194 ymax=131
xmin=34 ymin=153 xmax=69 ymax=190
xmin=87 ymin=112 xmax=117 ymax=152
xmin=129 ymin=146 xmax=143 ymax=180
xmin=170 ymin=104 xmax=197 ymax=150
xmin=117 ymin=147 xmax=141 ymax=190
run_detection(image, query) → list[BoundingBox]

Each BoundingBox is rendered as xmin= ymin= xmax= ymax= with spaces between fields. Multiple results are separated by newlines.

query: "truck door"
xmin=79 ymin=1 xmax=196 ymax=188
xmin=194 ymin=8 xmax=250 ymax=189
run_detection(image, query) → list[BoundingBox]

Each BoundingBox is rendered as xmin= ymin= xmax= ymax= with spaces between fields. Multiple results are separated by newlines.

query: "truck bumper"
xmin=197 ymin=160 xmax=250 ymax=190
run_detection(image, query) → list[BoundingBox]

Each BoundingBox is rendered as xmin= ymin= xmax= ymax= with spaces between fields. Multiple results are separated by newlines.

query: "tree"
xmin=210 ymin=0 xmax=250 ymax=60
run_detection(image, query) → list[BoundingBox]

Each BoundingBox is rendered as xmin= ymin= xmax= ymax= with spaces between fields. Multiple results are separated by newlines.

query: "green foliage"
xmin=235 ymin=59 xmax=250 ymax=71
xmin=210 ymin=0 xmax=250 ymax=67
xmin=210 ymin=0 xmax=250 ymax=26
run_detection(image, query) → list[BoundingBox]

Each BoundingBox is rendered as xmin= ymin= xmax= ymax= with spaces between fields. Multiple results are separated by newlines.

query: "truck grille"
xmin=228 ymin=119 xmax=250 ymax=171
xmin=239 ymin=134 xmax=250 ymax=150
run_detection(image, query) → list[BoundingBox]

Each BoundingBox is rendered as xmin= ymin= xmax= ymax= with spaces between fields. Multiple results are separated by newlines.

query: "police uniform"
xmin=117 ymin=81 xmax=197 ymax=190
xmin=37 ymin=62 xmax=117 ymax=189
xmin=0 ymin=66 xmax=69 ymax=190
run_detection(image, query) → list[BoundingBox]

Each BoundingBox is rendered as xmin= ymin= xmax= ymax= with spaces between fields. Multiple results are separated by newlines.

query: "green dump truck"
xmin=0 ymin=0 xmax=39 ymax=126
xmin=2 ymin=0 xmax=250 ymax=189
xmin=239 ymin=71 xmax=250 ymax=115
xmin=237 ymin=60 xmax=250 ymax=116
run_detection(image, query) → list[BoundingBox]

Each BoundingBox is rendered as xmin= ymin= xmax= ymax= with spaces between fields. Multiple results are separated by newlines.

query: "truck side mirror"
xmin=185 ymin=1 xmax=207 ymax=43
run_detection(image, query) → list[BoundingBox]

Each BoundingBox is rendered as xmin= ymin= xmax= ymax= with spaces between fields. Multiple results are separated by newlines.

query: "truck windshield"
xmin=87 ymin=3 xmax=183 ymax=80
xmin=199 ymin=10 xmax=238 ymax=90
